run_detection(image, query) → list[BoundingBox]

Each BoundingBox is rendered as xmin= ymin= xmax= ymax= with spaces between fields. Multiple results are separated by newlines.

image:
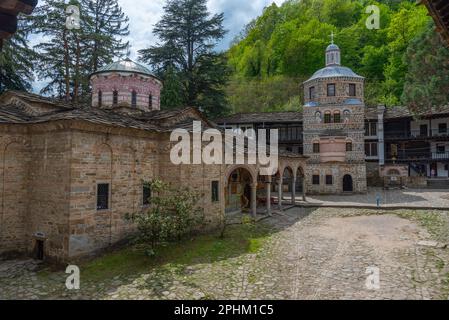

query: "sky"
xmin=119 ymin=0 xmax=286 ymax=59
xmin=32 ymin=0 xmax=286 ymax=93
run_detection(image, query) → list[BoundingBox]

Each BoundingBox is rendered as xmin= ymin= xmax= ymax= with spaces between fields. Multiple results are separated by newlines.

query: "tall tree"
xmin=402 ymin=23 xmax=449 ymax=113
xmin=80 ymin=0 xmax=130 ymax=72
xmin=139 ymin=0 xmax=229 ymax=117
xmin=0 ymin=17 xmax=36 ymax=93
xmin=32 ymin=0 xmax=129 ymax=102
xmin=160 ymin=65 xmax=184 ymax=109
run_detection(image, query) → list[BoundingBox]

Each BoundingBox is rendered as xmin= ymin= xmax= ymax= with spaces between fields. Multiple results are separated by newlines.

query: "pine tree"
xmin=32 ymin=0 xmax=129 ymax=103
xmin=139 ymin=0 xmax=229 ymax=117
xmin=402 ymin=23 xmax=449 ymax=113
xmin=80 ymin=0 xmax=130 ymax=72
xmin=0 ymin=17 xmax=36 ymax=94
xmin=160 ymin=65 xmax=184 ymax=109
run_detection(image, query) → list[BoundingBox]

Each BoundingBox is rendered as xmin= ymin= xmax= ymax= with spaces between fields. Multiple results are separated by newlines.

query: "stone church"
xmin=0 ymin=60 xmax=225 ymax=261
xmin=0 ymin=58 xmax=306 ymax=262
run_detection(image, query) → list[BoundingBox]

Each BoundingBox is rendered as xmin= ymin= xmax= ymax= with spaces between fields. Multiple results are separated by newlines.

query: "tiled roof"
xmin=305 ymin=66 xmax=364 ymax=82
xmin=90 ymin=58 xmax=157 ymax=78
xmin=0 ymin=91 xmax=216 ymax=132
xmin=214 ymin=112 xmax=303 ymax=124
xmin=384 ymin=105 xmax=449 ymax=120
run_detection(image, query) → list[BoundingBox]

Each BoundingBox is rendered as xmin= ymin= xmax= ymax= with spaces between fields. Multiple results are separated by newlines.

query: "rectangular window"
xmin=309 ymin=86 xmax=315 ymax=100
xmin=326 ymin=175 xmax=333 ymax=185
xmin=327 ymin=83 xmax=336 ymax=97
xmin=312 ymin=175 xmax=320 ymax=185
xmin=211 ymin=181 xmax=219 ymax=202
xmin=365 ymin=123 xmax=370 ymax=136
xmin=370 ymin=123 xmax=377 ymax=136
xmin=313 ymin=143 xmax=320 ymax=153
xmin=143 ymin=184 xmax=151 ymax=206
xmin=365 ymin=142 xmax=378 ymax=157
xmin=439 ymin=123 xmax=447 ymax=134
xmin=97 ymin=183 xmax=109 ymax=210
xmin=349 ymin=83 xmax=356 ymax=97
xmin=371 ymin=143 xmax=378 ymax=157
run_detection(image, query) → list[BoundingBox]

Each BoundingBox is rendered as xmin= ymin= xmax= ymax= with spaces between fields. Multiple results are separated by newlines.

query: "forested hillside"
xmin=226 ymin=0 xmax=448 ymax=113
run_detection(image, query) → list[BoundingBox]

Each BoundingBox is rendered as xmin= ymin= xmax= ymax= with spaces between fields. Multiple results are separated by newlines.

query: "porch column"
xmin=302 ymin=178 xmax=307 ymax=202
xmin=291 ymin=176 xmax=296 ymax=205
xmin=251 ymin=183 xmax=257 ymax=218
xmin=277 ymin=178 xmax=283 ymax=211
xmin=266 ymin=178 xmax=272 ymax=216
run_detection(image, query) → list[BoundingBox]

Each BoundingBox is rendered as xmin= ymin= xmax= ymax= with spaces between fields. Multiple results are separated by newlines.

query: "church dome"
xmin=91 ymin=58 xmax=156 ymax=78
xmin=307 ymin=66 xmax=364 ymax=82
xmin=326 ymin=43 xmax=340 ymax=51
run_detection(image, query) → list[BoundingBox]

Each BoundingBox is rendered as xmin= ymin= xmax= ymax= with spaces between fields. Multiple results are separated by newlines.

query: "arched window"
xmin=324 ymin=111 xmax=332 ymax=124
xmin=334 ymin=110 xmax=341 ymax=123
xmin=346 ymin=141 xmax=353 ymax=152
xmin=131 ymin=90 xmax=137 ymax=107
xmin=98 ymin=90 xmax=102 ymax=107
xmin=113 ymin=90 xmax=118 ymax=105
xmin=149 ymin=94 xmax=153 ymax=108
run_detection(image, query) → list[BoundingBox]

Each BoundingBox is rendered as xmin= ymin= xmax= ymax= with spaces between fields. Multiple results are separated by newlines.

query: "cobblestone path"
xmin=1 ymin=207 xmax=448 ymax=300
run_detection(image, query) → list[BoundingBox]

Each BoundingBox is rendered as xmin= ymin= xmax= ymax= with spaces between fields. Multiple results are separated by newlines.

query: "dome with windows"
xmin=303 ymin=41 xmax=364 ymax=107
xmin=89 ymin=58 xmax=162 ymax=112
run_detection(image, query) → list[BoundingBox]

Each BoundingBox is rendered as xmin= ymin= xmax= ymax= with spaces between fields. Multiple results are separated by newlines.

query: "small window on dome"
xmin=113 ymin=90 xmax=118 ymax=105
xmin=149 ymin=94 xmax=153 ymax=108
xmin=131 ymin=90 xmax=137 ymax=107
xmin=98 ymin=90 xmax=102 ymax=107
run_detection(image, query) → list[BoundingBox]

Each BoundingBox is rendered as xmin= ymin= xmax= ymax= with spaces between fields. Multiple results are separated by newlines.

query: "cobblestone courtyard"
xmin=1 ymin=207 xmax=449 ymax=300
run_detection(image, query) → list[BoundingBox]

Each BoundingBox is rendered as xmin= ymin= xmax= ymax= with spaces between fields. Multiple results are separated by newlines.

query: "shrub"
xmin=126 ymin=179 xmax=204 ymax=254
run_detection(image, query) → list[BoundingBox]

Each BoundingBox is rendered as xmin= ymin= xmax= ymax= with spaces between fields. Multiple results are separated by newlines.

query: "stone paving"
xmin=1 ymin=207 xmax=449 ymax=300
xmin=287 ymin=188 xmax=449 ymax=208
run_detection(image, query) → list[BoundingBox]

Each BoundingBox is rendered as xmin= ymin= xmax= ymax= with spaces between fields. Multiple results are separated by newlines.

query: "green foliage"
xmin=227 ymin=0 xmax=432 ymax=111
xmin=138 ymin=0 xmax=229 ymax=118
xmin=31 ymin=0 xmax=129 ymax=102
xmin=160 ymin=65 xmax=185 ymax=109
xmin=0 ymin=17 xmax=36 ymax=93
xmin=401 ymin=23 xmax=449 ymax=113
xmin=226 ymin=75 xmax=304 ymax=113
xmin=126 ymin=179 xmax=204 ymax=255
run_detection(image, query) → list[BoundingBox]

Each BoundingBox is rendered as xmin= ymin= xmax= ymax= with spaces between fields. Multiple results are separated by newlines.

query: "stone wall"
xmin=1 ymin=120 xmax=226 ymax=262
xmin=0 ymin=126 xmax=72 ymax=260
xmin=305 ymin=163 xmax=367 ymax=194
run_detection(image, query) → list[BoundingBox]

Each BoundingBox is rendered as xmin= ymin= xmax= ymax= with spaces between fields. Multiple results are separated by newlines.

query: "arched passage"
xmin=225 ymin=167 xmax=256 ymax=215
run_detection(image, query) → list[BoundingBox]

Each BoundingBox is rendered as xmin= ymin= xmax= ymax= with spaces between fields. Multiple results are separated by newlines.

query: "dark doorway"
xmin=35 ymin=240 xmax=44 ymax=260
xmin=343 ymin=175 xmax=353 ymax=192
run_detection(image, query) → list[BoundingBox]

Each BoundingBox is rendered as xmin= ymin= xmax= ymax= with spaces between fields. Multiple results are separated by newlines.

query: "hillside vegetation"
xmin=226 ymin=0 xmax=436 ymax=113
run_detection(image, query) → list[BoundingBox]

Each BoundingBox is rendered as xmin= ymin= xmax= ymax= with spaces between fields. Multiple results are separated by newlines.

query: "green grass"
xmin=78 ymin=222 xmax=272 ymax=283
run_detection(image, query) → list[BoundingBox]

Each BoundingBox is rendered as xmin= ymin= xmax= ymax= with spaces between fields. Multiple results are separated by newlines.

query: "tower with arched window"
xmin=90 ymin=58 xmax=162 ymax=112
xmin=302 ymin=40 xmax=367 ymax=194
